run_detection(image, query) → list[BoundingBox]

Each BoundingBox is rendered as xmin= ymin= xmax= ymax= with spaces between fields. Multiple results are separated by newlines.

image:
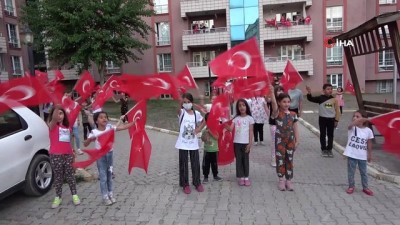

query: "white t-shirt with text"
xmin=88 ymin=124 xmax=116 ymax=151
xmin=233 ymin=115 xmax=255 ymax=144
xmin=175 ymin=109 xmax=203 ymax=150
xmin=343 ymin=126 xmax=374 ymax=160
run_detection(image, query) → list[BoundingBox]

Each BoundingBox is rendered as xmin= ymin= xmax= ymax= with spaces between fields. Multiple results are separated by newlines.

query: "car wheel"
xmin=23 ymin=154 xmax=53 ymax=196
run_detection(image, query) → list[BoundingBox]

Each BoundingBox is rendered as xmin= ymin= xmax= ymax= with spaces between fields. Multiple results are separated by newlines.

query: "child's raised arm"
xmin=116 ymin=115 xmax=136 ymax=131
xmin=270 ymin=85 xmax=278 ymax=118
xmin=48 ymin=105 xmax=61 ymax=130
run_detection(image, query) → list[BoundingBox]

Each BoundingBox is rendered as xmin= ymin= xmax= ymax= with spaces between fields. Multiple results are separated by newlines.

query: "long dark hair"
xmin=235 ymin=99 xmax=252 ymax=117
xmin=48 ymin=106 xmax=69 ymax=127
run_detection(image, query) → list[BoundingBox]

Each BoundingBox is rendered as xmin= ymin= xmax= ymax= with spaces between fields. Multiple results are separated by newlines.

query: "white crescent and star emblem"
xmin=109 ymin=80 xmax=118 ymax=89
xmin=388 ymin=118 xmax=400 ymax=130
xmin=143 ymin=78 xmax=170 ymax=90
xmin=82 ymin=80 xmax=90 ymax=94
xmin=183 ymin=76 xmax=191 ymax=86
xmin=227 ymin=51 xmax=251 ymax=70
xmin=0 ymin=85 xmax=35 ymax=103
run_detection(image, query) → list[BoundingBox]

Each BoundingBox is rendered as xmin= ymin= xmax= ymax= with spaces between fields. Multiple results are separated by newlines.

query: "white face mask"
xmin=182 ymin=103 xmax=193 ymax=110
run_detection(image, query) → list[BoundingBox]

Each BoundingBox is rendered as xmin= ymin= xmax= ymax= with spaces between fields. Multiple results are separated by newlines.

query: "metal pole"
xmin=28 ymin=44 xmax=40 ymax=115
xmin=208 ymin=65 xmax=212 ymax=99
xmin=394 ymin=63 xmax=397 ymax=104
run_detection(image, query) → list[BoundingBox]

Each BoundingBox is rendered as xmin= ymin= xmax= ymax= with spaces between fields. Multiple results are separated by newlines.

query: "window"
xmin=376 ymin=80 xmax=393 ymax=93
xmin=0 ymin=109 xmax=23 ymax=138
xmin=155 ymin=22 xmax=170 ymax=46
xmin=327 ymin=46 xmax=343 ymax=65
xmin=326 ymin=6 xmax=343 ymax=33
xmin=0 ymin=54 xmax=5 ymax=72
xmin=7 ymin=24 xmax=19 ymax=48
xmin=192 ymin=51 xmax=216 ymax=66
xmin=154 ymin=0 xmax=168 ymax=14
xmin=279 ymin=45 xmax=304 ymax=61
xmin=379 ymin=50 xmax=394 ymax=71
xmin=105 ymin=61 xmax=121 ymax=74
xmin=11 ymin=56 xmax=22 ymax=75
xmin=4 ymin=0 xmax=15 ymax=16
xmin=157 ymin=53 xmax=172 ymax=72
xmin=379 ymin=0 xmax=397 ymax=4
xmin=327 ymin=74 xmax=343 ymax=89
xmin=229 ymin=0 xmax=259 ymax=41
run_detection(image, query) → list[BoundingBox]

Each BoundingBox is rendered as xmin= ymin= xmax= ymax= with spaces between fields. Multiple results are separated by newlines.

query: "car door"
xmin=0 ymin=109 xmax=31 ymax=194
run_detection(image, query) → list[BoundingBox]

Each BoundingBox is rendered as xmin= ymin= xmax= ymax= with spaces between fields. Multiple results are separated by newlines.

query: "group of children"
xmin=45 ymin=84 xmax=374 ymax=208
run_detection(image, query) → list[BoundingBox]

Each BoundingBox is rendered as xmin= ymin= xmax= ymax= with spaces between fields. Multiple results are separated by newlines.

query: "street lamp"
xmin=22 ymin=26 xmax=40 ymax=115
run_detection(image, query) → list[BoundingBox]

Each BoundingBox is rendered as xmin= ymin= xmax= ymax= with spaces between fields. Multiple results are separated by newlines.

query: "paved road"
xmin=301 ymin=93 xmax=400 ymax=175
xmin=1 ymin=123 xmax=400 ymax=225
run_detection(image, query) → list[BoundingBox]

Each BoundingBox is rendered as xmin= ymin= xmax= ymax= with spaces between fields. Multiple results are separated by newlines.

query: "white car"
xmin=0 ymin=105 xmax=53 ymax=199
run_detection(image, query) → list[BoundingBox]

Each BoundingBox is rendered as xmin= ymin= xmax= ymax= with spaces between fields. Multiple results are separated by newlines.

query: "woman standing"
xmin=113 ymin=92 xmax=129 ymax=123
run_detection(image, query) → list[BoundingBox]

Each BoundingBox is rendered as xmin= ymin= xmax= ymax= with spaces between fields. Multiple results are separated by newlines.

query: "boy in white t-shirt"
xmin=343 ymin=110 xmax=374 ymax=196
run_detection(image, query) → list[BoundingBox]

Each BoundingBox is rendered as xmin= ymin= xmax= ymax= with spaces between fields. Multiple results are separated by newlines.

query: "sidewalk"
xmin=1 ymin=122 xmax=400 ymax=225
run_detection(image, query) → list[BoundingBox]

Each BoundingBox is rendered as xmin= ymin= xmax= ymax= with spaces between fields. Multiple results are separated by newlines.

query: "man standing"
xmin=306 ymin=84 xmax=340 ymax=158
xmin=288 ymin=87 xmax=303 ymax=117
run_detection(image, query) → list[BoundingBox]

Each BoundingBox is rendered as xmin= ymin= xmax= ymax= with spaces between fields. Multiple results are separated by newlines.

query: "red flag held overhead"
xmin=73 ymin=70 xmax=96 ymax=100
xmin=280 ymin=60 xmax=303 ymax=92
xmin=345 ymin=80 xmax=356 ymax=95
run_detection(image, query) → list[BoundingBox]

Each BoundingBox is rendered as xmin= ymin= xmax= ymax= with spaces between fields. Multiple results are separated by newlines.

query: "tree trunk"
xmin=98 ymin=63 xmax=105 ymax=85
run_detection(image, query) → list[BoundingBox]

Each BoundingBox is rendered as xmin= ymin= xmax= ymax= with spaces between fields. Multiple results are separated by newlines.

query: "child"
xmin=47 ymin=105 xmax=81 ymax=208
xmin=249 ymin=96 xmax=268 ymax=146
xmin=175 ymin=93 xmax=206 ymax=194
xmin=270 ymin=92 xmax=299 ymax=191
xmin=84 ymin=112 xmax=136 ymax=205
xmin=343 ymin=110 xmax=374 ymax=196
xmin=267 ymin=86 xmax=284 ymax=167
xmin=226 ymin=99 xmax=254 ymax=186
xmin=335 ymin=87 xmax=345 ymax=115
xmin=81 ymin=100 xmax=92 ymax=140
xmin=306 ymin=84 xmax=340 ymax=157
xmin=201 ymin=113 xmax=223 ymax=183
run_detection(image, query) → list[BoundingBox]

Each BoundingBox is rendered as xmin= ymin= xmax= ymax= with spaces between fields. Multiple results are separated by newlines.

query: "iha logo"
xmin=324 ymin=37 xmax=354 ymax=48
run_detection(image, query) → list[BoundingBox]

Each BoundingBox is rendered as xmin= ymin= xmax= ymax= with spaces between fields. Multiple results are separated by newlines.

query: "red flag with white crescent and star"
xmin=73 ymin=70 xmax=96 ymax=101
xmin=217 ymin=120 xmax=235 ymax=166
xmin=207 ymin=94 xmax=231 ymax=136
xmin=177 ymin=65 xmax=198 ymax=90
xmin=280 ymin=60 xmax=303 ymax=92
xmin=232 ymin=73 xmax=272 ymax=100
xmin=209 ymin=37 xmax=267 ymax=78
xmin=345 ymin=80 xmax=356 ymax=95
xmin=369 ymin=111 xmax=400 ymax=155
xmin=60 ymin=95 xmax=81 ymax=126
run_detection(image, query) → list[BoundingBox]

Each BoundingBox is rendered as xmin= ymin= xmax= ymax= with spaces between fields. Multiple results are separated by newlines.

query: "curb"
xmin=109 ymin=118 xmax=180 ymax=136
xmin=298 ymin=117 xmax=400 ymax=185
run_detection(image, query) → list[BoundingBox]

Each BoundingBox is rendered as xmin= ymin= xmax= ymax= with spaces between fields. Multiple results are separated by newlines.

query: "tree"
xmin=21 ymin=0 xmax=154 ymax=84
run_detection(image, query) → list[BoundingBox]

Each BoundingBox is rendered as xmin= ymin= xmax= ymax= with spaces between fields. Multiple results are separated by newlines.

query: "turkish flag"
xmin=217 ymin=120 xmax=235 ymax=165
xmin=209 ymin=37 xmax=267 ymax=78
xmin=280 ymin=60 xmax=303 ymax=92
xmin=0 ymin=76 xmax=53 ymax=113
xmin=61 ymin=95 xmax=81 ymax=125
xmin=232 ymin=76 xmax=271 ymax=100
xmin=177 ymin=65 xmax=198 ymax=90
xmin=103 ymin=75 xmax=122 ymax=92
xmin=345 ymin=80 xmax=356 ymax=95
xmin=73 ymin=129 xmax=115 ymax=169
xmin=34 ymin=70 xmax=49 ymax=84
xmin=369 ymin=111 xmax=400 ymax=155
xmin=74 ymin=70 xmax=96 ymax=100
xmin=125 ymin=101 xmax=151 ymax=173
xmin=91 ymin=86 xmax=114 ymax=110
xmin=207 ymin=94 xmax=230 ymax=135
xmin=212 ymin=77 xmax=229 ymax=88
xmin=120 ymin=73 xmax=180 ymax=101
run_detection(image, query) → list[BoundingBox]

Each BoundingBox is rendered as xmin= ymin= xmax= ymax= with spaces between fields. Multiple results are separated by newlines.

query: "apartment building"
xmin=0 ymin=0 xmax=29 ymax=83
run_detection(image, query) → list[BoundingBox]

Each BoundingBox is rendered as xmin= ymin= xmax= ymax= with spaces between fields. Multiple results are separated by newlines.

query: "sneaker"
xmin=260 ymin=141 xmax=265 ymax=146
xmin=103 ymin=197 xmax=113 ymax=206
xmin=203 ymin=178 xmax=209 ymax=183
xmin=183 ymin=186 xmax=191 ymax=194
xmin=271 ymin=160 xmax=276 ymax=167
xmin=346 ymin=187 xmax=355 ymax=194
xmin=285 ymin=180 xmax=294 ymax=191
xmin=327 ymin=150 xmax=334 ymax=158
xmin=76 ymin=149 xmax=84 ymax=155
xmin=51 ymin=197 xmax=62 ymax=209
xmin=214 ymin=176 xmax=223 ymax=182
xmin=196 ymin=184 xmax=204 ymax=192
xmin=321 ymin=151 xmax=329 ymax=157
xmin=363 ymin=188 xmax=374 ymax=196
xmin=254 ymin=142 xmax=259 ymax=146
xmin=109 ymin=195 xmax=116 ymax=204
xmin=244 ymin=179 xmax=251 ymax=186
xmin=72 ymin=195 xmax=81 ymax=205
xmin=278 ymin=179 xmax=286 ymax=191
xmin=238 ymin=178 xmax=245 ymax=186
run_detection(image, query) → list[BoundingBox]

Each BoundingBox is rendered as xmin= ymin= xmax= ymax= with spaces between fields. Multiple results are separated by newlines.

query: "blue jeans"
xmin=96 ymin=151 xmax=113 ymax=198
xmin=347 ymin=157 xmax=368 ymax=189
xmin=72 ymin=126 xmax=80 ymax=149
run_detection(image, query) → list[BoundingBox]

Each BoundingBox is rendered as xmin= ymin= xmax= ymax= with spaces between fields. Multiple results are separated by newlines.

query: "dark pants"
xmin=82 ymin=122 xmax=92 ymax=140
xmin=340 ymin=106 xmax=343 ymax=114
xmin=179 ymin=150 xmax=201 ymax=187
xmin=50 ymin=154 xmax=77 ymax=198
xmin=202 ymin=152 xmax=218 ymax=178
xmin=253 ymin=123 xmax=264 ymax=142
xmin=289 ymin=108 xmax=299 ymax=116
xmin=234 ymin=143 xmax=250 ymax=178
xmin=318 ymin=117 xmax=335 ymax=151
xmin=43 ymin=112 xmax=49 ymax=122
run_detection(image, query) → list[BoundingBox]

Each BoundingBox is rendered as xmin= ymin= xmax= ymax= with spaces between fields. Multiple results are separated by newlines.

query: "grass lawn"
xmin=103 ymin=98 xmax=211 ymax=131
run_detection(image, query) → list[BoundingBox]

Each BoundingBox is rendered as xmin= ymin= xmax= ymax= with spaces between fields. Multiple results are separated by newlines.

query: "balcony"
xmin=106 ymin=67 xmax=121 ymax=74
xmin=48 ymin=69 xmax=79 ymax=80
xmin=262 ymin=0 xmax=312 ymax=7
xmin=182 ymin=27 xmax=229 ymax=51
xmin=180 ymin=0 xmax=227 ymax=18
xmin=0 ymin=36 xmax=7 ymax=53
xmin=186 ymin=62 xmax=216 ymax=79
xmin=0 ymin=71 xmax=9 ymax=82
xmin=261 ymin=21 xmax=313 ymax=42
xmin=4 ymin=5 xmax=15 ymax=16
xmin=264 ymin=55 xmax=314 ymax=75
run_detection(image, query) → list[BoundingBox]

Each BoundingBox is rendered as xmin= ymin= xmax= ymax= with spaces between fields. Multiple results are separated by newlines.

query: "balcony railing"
xmin=264 ymin=54 xmax=312 ymax=62
xmin=327 ymin=21 xmax=343 ymax=33
xmin=182 ymin=27 xmax=229 ymax=50
xmin=106 ymin=67 xmax=121 ymax=74
xmin=262 ymin=0 xmax=312 ymax=6
xmin=379 ymin=0 xmax=396 ymax=4
xmin=4 ymin=5 xmax=14 ymax=16
xmin=327 ymin=56 xmax=343 ymax=66
xmin=156 ymin=37 xmax=171 ymax=46
xmin=186 ymin=62 xmax=216 ymax=78
xmin=180 ymin=0 xmax=228 ymax=18
xmin=183 ymin=27 xmax=227 ymax=35
xmin=264 ymin=55 xmax=314 ymax=75
xmin=154 ymin=4 xmax=168 ymax=14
